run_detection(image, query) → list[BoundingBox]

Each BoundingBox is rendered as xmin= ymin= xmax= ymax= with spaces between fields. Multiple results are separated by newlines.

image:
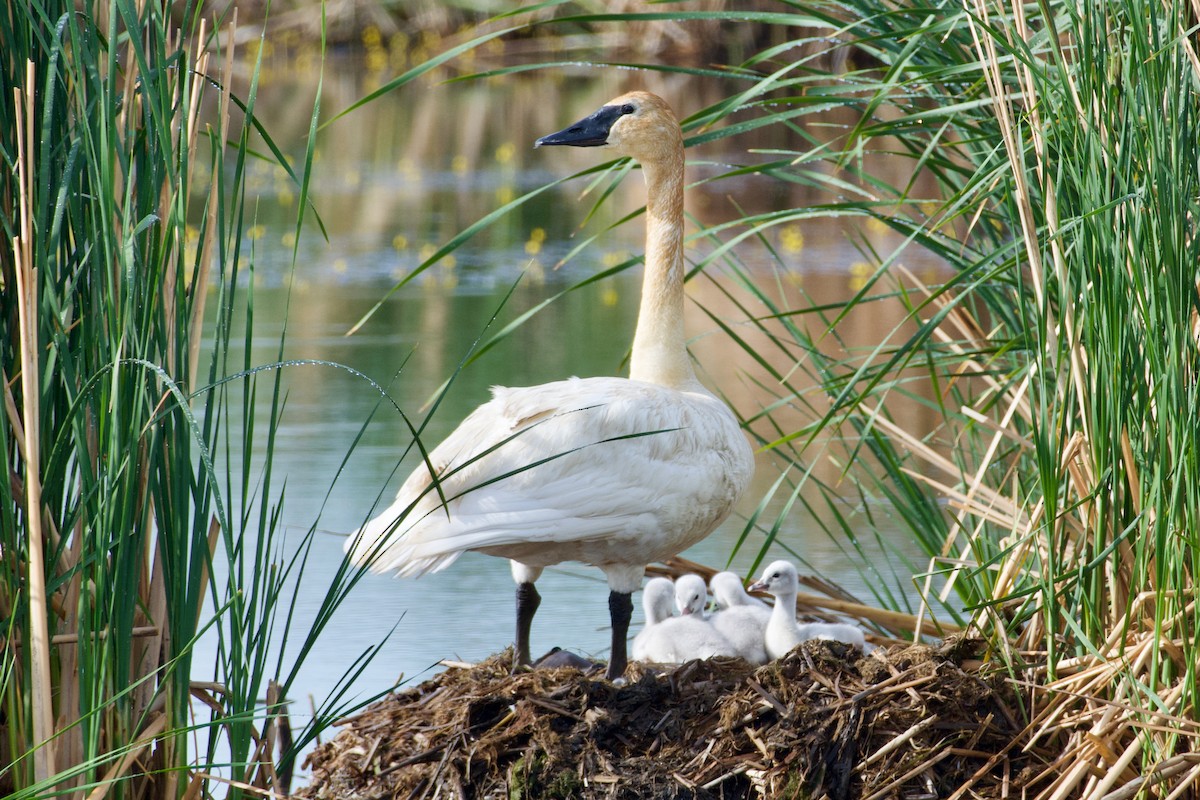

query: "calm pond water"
xmin=202 ymin=56 xmax=949 ymax=779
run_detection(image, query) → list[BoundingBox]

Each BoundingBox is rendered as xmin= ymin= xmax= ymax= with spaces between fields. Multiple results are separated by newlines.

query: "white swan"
xmin=632 ymin=577 xmax=738 ymax=664
xmin=748 ymin=560 xmax=870 ymax=659
xmin=707 ymin=571 xmax=770 ymax=665
xmin=344 ymin=92 xmax=754 ymax=680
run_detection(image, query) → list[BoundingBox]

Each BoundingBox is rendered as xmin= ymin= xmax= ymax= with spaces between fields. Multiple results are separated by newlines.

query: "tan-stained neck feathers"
xmin=608 ymin=92 xmax=698 ymax=390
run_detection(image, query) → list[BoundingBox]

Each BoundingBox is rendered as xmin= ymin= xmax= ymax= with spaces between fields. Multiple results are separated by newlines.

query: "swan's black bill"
xmin=534 ymin=103 xmax=631 ymax=148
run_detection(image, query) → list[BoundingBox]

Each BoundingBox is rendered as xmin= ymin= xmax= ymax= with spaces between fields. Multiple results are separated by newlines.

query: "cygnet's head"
xmin=748 ymin=560 xmax=799 ymax=597
xmin=642 ymin=577 xmax=676 ymax=625
xmin=534 ymin=91 xmax=682 ymax=164
xmin=674 ymin=574 xmax=708 ymax=616
xmin=709 ymin=571 xmax=752 ymax=608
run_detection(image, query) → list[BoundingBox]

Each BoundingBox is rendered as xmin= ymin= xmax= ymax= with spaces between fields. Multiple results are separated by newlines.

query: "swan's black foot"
xmin=513 ymin=581 xmax=542 ymax=672
xmin=605 ymin=590 xmax=634 ymax=681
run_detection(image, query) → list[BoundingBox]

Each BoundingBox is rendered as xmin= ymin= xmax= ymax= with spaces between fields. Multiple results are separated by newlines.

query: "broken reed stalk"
xmin=83 ymin=712 xmax=168 ymax=800
xmin=12 ymin=59 xmax=56 ymax=785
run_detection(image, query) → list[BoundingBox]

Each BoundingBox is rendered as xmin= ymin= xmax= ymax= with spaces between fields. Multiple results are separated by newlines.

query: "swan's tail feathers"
xmin=343 ymin=502 xmax=461 ymax=578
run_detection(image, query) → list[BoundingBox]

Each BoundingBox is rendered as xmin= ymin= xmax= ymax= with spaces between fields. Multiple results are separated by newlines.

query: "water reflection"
xmin=213 ymin=58 xmax=950 ymax=775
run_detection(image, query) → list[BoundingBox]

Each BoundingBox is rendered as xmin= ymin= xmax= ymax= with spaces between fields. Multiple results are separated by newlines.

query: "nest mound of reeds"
xmin=298 ymin=637 xmax=1039 ymax=799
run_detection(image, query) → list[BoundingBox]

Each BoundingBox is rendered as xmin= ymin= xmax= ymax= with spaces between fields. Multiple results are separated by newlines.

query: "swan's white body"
xmin=352 ymin=379 xmax=748 ymax=588
xmin=750 ymin=560 xmax=870 ymax=660
xmin=345 ymin=91 xmax=754 ymax=679
xmin=707 ymin=572 xmax=770 ymax=665
xmin=633 ymin=577 xmax=737 ymax=664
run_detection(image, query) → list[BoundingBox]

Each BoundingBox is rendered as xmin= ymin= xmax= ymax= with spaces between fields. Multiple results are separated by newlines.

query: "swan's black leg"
xmin=605 ymin=590 xmax=634 ymax=680
xmin=514 ymin=581 xmax=541 ymax=671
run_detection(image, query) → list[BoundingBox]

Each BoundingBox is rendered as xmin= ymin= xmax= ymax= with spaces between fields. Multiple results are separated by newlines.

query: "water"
xmin=202 ymin=60 xmax=946 ymax=782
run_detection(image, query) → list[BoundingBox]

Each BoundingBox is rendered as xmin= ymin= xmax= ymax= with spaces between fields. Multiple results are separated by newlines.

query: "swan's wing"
xmin=346 ymin=376 xmax=750 ymax=576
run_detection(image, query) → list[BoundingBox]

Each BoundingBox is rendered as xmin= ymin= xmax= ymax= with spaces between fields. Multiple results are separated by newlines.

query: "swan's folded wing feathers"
xmin=348 ymin=376 xmax=746 ymax=574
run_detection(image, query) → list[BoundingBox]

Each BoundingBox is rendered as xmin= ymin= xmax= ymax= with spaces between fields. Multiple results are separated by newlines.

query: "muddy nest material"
xmin=299 ymin=640 xmax=1040 ymax=799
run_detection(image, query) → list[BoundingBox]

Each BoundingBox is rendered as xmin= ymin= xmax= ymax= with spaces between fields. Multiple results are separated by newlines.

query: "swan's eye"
xmin=620 ymin=103 xmax=636 ymax=115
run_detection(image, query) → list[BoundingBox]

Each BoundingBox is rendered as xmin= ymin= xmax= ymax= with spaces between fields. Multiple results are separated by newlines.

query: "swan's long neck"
xmin=630 ymin=153 xmax=698 ymax=389
xmin=770 ymin=589 xmax=798 ymax=629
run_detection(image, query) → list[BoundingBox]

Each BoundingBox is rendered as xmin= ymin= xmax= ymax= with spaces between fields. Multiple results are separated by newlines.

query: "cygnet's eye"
xmin=620 ymin=103 xmax=636 ymax=115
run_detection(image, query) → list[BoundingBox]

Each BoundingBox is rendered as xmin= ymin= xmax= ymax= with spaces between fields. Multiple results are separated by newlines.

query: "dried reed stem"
xmin=83 ymin=712 xmax=168 ymax=800
xmin=13 ymin=60 xmax=57 ymax=785
xmin=188 ymin=11 xmax=237 ymax=382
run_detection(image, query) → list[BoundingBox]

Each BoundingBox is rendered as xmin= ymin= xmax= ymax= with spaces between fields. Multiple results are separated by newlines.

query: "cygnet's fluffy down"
xmin=709 ymin=571 xmax=770 ymax=611
xmin=749 ymin=559 xmax=872 ymax=660
xmin=707 ymin=571 xmax=770 ymax=665
xmin=632 ymin=577 xmax=737 ymax=664
xmin=673 ymin=574 xmax=710 ymax=617
xmin=632 ymin=578 xmax=676 ymax=661
xmin=676 ymin=572 xmax=770 ymax=666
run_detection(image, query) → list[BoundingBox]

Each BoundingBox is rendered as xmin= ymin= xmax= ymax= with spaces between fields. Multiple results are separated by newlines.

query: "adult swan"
xmin=345 ymin=92 xmax=753 ymax=680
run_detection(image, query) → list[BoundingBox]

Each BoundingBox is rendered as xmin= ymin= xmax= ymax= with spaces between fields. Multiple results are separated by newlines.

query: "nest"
xmin=298 ymin=638 xmax=1044 ymax=799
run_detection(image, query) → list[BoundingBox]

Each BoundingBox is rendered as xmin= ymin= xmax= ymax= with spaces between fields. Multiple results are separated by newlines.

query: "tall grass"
xmin=0 ymin=1 xmax=367 ymax=796
xmin=340 ymin=0 xmax=1199 ymax=792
